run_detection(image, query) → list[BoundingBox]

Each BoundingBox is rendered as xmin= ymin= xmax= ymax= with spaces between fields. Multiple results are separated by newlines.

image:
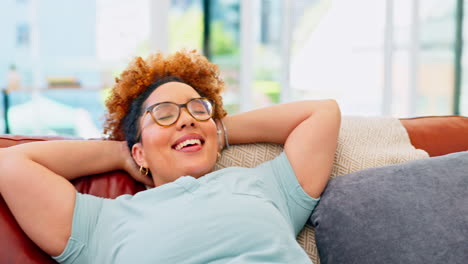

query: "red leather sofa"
xmin=1 ymin=116 xmax=467 ymax=263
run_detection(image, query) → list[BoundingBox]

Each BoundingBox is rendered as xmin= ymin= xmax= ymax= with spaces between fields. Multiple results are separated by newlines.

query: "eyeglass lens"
xmin=152 ymin=99 xmax=213 ymax=126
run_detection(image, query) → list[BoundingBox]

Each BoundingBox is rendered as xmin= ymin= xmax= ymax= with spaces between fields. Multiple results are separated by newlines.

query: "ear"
xmin=132 ymin=142 xmax=148 ymax=167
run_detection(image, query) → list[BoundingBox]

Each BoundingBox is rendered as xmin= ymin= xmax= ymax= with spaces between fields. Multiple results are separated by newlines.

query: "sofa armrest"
xmin=0 ymin=196 xmax=57 ymax=263
xmin=0 ymin=135 xmax=146 ymax=263
xmin=401 ymin=115 xmax=468 ymax=157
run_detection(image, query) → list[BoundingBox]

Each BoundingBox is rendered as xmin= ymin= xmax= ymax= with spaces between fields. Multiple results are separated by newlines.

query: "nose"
xmin=176 ymin=107 xmax=196 ymax=130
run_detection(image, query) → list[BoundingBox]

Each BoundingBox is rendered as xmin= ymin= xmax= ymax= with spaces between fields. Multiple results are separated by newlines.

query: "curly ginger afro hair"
xmin=103 ymin=50 xmax=227 ymax=144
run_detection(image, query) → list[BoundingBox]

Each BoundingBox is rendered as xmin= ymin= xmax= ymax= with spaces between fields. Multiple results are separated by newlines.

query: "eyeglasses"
xmin=143 ymin=97 xmax=215 ymax=127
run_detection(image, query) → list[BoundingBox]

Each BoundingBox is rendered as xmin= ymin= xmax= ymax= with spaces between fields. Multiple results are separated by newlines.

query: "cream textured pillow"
xmin=214 ymin=117 xmax=429 ymax=263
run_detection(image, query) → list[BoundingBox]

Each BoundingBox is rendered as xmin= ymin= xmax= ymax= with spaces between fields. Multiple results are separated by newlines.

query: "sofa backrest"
xmin=0 ymin=134 xmax=147 ymax=197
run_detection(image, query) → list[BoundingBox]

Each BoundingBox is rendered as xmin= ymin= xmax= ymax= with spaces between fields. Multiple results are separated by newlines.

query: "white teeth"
xmin=175 ymin=139 xmax=202 ymax=150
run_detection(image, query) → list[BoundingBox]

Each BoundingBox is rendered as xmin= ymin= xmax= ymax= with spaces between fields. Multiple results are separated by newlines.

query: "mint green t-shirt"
xmin=53 ymin=152 xmax=320 ymax=264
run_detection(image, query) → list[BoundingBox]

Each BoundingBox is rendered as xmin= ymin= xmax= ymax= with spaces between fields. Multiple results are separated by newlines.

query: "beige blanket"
xmin=215 ymin=116 xmax=429 ymax=263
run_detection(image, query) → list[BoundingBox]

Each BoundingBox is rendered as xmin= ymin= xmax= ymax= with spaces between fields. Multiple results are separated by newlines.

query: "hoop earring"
xmin=217 ymin=124 xmax=223 ymax=151
xmin=139 ymin=166 xmax=149 ymax=176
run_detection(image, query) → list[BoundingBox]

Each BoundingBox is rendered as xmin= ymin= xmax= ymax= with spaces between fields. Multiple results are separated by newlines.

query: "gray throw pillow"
xmin=310 ymin=151 xmax=468 ymax=264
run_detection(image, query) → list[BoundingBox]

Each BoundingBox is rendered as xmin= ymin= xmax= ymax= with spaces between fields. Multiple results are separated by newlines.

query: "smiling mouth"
xmin=172 ymin=139 xmax=205 ymax=151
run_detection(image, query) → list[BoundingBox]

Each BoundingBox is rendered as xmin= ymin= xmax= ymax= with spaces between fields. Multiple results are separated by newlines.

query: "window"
xmin=209 ymin=0 xmax=241 ymax=113
xmin=252 ymin=0 xmax=282 ymax=108
xmin=205 ymin=0 xmax=283 ymax=112
xmin=416 ymin=0 xmax=456 ymax=116
xmin=8 ymin=90 xmax=104 ymax=137
xmin=16 ymin=23 xmax=30 ymax=46
xmin=2 ymin=0 xmax=465 ymax=138
xmin=291 ymin=0 xmax=385 ymax=115
xmin=169 ymin=0 xmax=203 ymax=52
xmin=290 ymin=0 xmax=458 ymax=117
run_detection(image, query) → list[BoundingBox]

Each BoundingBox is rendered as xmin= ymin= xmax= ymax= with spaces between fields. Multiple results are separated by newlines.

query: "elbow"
xmin=319 ymin=99 xmax=341 ymax=122
xmin=318 ymin=100 xmax=341 ymax=136
xmin=328 ymin=99 xmax=342 ymax=131
xmin=307 ymin=99 xmax=341 ymax=113
xmin=326 ymin=99 xmax=340 ymax=113
xmin=329 ymin=99 xmax=341 ymax=120
xmin=302 ymin=99 xmax=341 ymax=125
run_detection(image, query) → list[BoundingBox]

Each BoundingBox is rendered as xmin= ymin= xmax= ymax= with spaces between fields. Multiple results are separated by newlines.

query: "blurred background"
xmin=0 ymin=0 xmax=466 ymax=138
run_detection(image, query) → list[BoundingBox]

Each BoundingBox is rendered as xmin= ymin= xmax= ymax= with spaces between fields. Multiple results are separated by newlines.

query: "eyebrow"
xmin=147 ymin=96 xmax=201 ymax=107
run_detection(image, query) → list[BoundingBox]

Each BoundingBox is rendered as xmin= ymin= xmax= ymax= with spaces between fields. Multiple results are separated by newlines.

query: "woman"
xmin=0 ymin=50 xmax=341 ymax=263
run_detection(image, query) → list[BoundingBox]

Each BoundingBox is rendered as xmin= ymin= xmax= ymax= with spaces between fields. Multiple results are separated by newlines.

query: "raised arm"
xmin=223 ymin=100 xmax=341 ymax=198
xmin=0 ymin=140 xmax=150 ymax=256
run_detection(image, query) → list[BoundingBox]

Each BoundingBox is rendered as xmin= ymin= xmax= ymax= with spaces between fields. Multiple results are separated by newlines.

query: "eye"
xmin=157 ymin=114 xmax=175 ymax=121
xmin=153 ymin=103 xmax=178 ymax=120
xmin=189 ymin=100 xmax=212 ymax=114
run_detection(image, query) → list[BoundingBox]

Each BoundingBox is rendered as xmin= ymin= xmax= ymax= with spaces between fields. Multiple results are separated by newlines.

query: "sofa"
xmin=1 ymin=115 xmax=467 ymax=264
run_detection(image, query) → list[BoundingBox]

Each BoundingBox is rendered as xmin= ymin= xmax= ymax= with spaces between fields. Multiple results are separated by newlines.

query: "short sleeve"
xmin=53 ymin=192 xmax=104 ymax=264
xmin=257 ymin=152 xmax=320 ymax=235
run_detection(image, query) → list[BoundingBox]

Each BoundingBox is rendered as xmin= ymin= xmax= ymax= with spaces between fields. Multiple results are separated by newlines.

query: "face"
xmin=132 ymin=82 xmax=219 ymax=187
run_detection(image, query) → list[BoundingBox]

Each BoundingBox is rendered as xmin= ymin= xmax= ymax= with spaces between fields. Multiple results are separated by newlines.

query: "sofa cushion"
xmin=310 ymin=151 xmax=468 ymax=264
xmin=401 ymin=115 xmax=468 ymax=157
xmin=328 ymin=116 xmax=428 ymax=178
